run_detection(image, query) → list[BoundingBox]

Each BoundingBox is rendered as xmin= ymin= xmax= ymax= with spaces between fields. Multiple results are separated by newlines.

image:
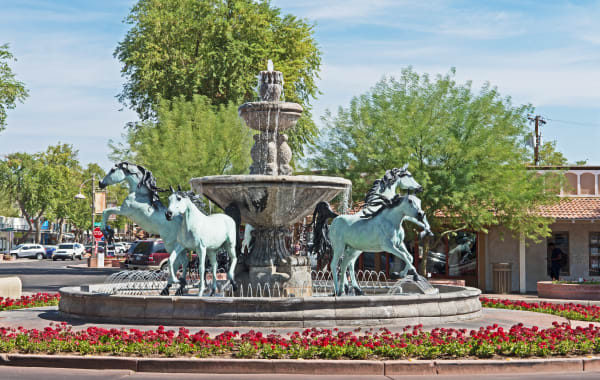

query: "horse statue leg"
xmin=207 ymin=249 xmax=218 ymax=296
xmin=330 ymin=239 xmax=346 ymax=296
xmin=383 ymin=240 xmax=417 ymax=278
xmin=174 ymin=250 xmax=190 ymax=296
xmin=160 ymin=244 xmax=185 ymax=296
xmin=196 ymin=246 xmax=207 ymax=296
xmin=100 ymin=206 xmax=121 ymax=238
xmin=344 ymin=251 xmax=363 ymax=295
xmin=225 ymin=240 xmax=238 ymax=293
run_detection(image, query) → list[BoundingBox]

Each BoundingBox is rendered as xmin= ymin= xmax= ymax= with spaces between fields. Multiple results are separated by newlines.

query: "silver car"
xmin=9 ymin=244 xmax=46 ymax=260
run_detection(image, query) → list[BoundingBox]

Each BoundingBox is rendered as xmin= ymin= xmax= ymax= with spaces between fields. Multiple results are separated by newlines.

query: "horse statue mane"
xmin=169 ymin=186 xmax=207 ymax=213
xmin=116 ymin=161 xmax=165 ymax=209
xmin=361 ymin=193 xmax=407 ymax=219
xmin=363 ymin=164 xmax=410 ymax=207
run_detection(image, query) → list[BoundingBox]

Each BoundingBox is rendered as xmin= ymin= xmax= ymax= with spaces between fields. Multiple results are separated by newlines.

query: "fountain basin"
xmin=59 ymin=285 xmax=481 ymax=327
xmin=238 ymin=102 xmax=303 ymax=132
xmin=191 ymin=175 xmax=351 ymax=226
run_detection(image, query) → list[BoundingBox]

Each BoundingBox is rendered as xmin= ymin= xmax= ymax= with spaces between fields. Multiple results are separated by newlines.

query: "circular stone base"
xmin=58 ymin=285 xmax=481 ymax=327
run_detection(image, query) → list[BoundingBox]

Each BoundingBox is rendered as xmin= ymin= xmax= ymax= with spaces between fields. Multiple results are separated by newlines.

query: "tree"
xmin=309 ymin=68 xmax=562 ymax=250
xmin=111 ymin=95 xmax=253 ymax=191
xmin=0 ymin=152 xmax=54 ymax=243
xmin=538 ymin=140 xmax=568 ymax=166
xmin=0 ymin=43 xmax=28 ymax=133
xmin=114 ymin=0 xmax=321 ymax=155
xmin=42 ymin=144 xmax=81 ymax=243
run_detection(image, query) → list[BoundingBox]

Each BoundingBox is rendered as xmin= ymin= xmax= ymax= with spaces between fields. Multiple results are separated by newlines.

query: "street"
xmin=0 ymin=258 xmax=115 ymax=293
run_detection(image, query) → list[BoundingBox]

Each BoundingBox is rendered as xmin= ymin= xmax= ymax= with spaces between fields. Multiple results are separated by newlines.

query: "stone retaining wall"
xmin=538 ymin=281 xmax=600 ymax=300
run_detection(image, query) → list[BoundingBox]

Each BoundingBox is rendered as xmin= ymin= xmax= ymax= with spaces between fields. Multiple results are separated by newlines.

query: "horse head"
xmin=165 ymin=188 xmax=187 ymax=221
xmin=99 ymin=162 xmax=130 ymax=189
xmin=390 ymin=165 xmax=423 ymax=194
xmin=402 ymin=194 xmax=425 ymax=222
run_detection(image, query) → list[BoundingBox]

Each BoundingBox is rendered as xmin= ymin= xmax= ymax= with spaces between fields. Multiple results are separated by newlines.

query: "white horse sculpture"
xmin=312 ymin=194 xmax=428 ymax=296
xmin=99 ymin=162 xmax=190 ymax=295
xmin=165 ymin=190 xmax=239 ymax=296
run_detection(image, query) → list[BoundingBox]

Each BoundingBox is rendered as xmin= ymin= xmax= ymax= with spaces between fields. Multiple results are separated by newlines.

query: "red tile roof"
xmin=538 ymin=197 xmax=600 ymax=220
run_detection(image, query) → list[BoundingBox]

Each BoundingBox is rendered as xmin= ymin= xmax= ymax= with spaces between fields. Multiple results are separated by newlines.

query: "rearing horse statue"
xmin=313 ymin=194 xmax=428 ymax=296
xmin=312 ymin=164 xmax=432 ymax=288
xmin=99 ymin=162 xmax=190 ymax=294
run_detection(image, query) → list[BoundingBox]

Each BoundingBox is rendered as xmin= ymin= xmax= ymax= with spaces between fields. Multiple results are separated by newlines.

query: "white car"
xmin=52 ymin=243 xmax=84 ymax=261
xmin=9 ymin=244 xmax=46 ymax=260
xmin=114 ymin=242 xmax=128 ymax=255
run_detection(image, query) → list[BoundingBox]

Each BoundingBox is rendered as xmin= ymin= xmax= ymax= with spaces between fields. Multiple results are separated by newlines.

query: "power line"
xmin=546 ymin=118 xmax=600 ymax=128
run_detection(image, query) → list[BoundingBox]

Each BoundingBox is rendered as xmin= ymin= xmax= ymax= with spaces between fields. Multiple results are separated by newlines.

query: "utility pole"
xmin=528 ymin=115 xmax=546 ymax=166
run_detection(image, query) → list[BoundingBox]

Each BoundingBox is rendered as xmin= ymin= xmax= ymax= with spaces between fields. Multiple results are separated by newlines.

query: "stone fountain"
xmin=58 ymin=61 xmax=482 ymax=328
xmin=191 ymin=61 xmax=351 ymax=295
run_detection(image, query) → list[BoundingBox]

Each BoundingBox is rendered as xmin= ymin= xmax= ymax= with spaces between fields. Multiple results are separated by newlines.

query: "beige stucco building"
xmin=481 ymin=167 xmax=600 ymax=293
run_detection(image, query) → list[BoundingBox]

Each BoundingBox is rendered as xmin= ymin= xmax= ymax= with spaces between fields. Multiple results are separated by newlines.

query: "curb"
xmin=0 ymin=354 xmax=599 ymax=375
xmin=65 ymin=264 xmax=122 ymax=272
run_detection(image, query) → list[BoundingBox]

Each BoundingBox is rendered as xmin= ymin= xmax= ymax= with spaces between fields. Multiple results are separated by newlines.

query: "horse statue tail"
xmin=311 ymin=201 xmax=338 ymax=258
xmin=224 ymin=203 xmax=242 ymax=257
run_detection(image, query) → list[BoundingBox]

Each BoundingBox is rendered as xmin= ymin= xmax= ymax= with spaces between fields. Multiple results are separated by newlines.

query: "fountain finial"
xmin=267 ymin=59 xmax=274 ymax=72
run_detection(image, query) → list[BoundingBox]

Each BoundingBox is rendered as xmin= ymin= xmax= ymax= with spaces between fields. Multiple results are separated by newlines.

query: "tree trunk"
xmin=34 ymin=219 xmax=42 ymax=244
xmin=57 ymin=218 xmax=64 ymax=243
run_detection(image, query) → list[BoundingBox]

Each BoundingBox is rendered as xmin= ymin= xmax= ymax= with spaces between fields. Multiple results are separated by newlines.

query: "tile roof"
xmin=538 ymin=197 xmax=600 ymax=220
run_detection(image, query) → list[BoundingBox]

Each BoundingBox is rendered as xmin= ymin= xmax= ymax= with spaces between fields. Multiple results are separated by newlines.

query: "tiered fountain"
xmin=58 ymin=62 xmax=482 ymax=327
xmin=191 ymin=60 xmax=351 ymax=296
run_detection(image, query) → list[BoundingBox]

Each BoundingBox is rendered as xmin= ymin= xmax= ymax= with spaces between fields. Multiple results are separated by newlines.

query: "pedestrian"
xmin=550 ymin=247 xmax=563 ymax=281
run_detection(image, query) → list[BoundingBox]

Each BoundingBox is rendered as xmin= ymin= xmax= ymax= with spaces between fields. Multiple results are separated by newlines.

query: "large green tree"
xmin=110 ymin=95 xmax=254 ymax=191
xmin=114 ymin=0 xmax=321 ymax=154
xmin=309 ymin=68 xmax=562 ymax=244
xmin=42 ymin=144 xmax=80 ymax=243
xmin=0 ymin=43 xmax=28 ymax=133
xmin=0 ymin=152 xmax=55 ymax=243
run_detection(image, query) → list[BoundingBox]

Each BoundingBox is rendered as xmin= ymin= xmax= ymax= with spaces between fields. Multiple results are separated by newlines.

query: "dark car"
xmin=85 ymin=244 xmax=115 ymax=256
xmin=126 ymin=239 xmax=169 ymax=270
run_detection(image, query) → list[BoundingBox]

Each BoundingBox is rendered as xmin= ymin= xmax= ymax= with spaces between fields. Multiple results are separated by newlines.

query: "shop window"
xmin=426 ymin=232 xmax=477 ymax=277
xmin=547 ymin=232 xmax=569 ymax=276
xmin=590 ymin=233 xmax=600 ymax=276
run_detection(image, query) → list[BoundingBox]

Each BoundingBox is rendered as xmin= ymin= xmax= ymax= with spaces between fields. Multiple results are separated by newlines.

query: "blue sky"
xmin=1 ymin=0 xmax=599 ymax=169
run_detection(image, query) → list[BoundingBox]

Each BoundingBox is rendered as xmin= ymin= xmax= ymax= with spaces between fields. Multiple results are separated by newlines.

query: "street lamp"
xmin=74 ymin=174 xmax=96 ymax=240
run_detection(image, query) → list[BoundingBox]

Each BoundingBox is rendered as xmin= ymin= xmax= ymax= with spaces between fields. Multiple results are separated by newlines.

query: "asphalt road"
xmin=0 ymin=368 xmax=597 ymax=380
xmin=0 ymin=258 xmax=116 ymax=293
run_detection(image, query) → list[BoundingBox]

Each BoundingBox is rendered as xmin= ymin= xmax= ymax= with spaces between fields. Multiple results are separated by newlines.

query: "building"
xmin=484 ymin=166 xmax=600 ymax=293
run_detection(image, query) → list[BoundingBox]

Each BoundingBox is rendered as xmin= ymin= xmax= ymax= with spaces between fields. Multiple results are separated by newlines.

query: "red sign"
xmin=93 ymin=227 xmax=104 ymax=241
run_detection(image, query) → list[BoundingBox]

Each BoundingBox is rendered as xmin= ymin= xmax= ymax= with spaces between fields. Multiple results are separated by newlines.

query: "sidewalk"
xmin=481 ymin=293 xmax=600 ymax=306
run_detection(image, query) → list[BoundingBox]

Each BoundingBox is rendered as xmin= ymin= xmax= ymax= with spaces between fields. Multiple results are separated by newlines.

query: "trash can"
xmin=492 ymin=262 xmax=512 ymax=294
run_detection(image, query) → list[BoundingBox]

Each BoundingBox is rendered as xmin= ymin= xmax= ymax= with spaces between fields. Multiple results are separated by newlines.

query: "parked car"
xmin=126 ymin=239 xmax=169 ymax=270
xmin=114 ymin=242 xmax=128 ymax=255
xmin=9 ymin=244 xmax=46 ymax=260
xmin=84 ymin=243 xmax=115 ymax=256
xmin=43 ymin=245 xmax=58 ymax=259
xmin=52 ymin=243 xmax=84 ymax=261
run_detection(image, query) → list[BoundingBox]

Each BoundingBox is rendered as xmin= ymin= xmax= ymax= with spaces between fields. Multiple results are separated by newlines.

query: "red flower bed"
xmin=481 ymin=297 xmax=600 ymax=322
xmin=0 ymin=293 xmax=60 ymax=311
xmin=1 ymin=322 xmax=600 ymax=359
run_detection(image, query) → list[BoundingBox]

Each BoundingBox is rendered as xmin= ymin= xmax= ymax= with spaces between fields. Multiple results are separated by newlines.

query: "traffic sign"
xmin=93 ymin=227 xmax=104 ymax=241
xmin=93 ymin=222 xmax=102 ymax=227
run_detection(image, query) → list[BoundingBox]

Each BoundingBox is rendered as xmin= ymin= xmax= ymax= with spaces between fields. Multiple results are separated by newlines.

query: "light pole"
xmin=75 ymin=174 xmax=103 ymax=267
xmin=75 ymin=174 xmax=96 ymax=239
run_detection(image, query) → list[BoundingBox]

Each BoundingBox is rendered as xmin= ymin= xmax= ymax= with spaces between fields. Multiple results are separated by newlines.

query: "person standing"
xmin=550 ymin=247 xmax=563 ymax=281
